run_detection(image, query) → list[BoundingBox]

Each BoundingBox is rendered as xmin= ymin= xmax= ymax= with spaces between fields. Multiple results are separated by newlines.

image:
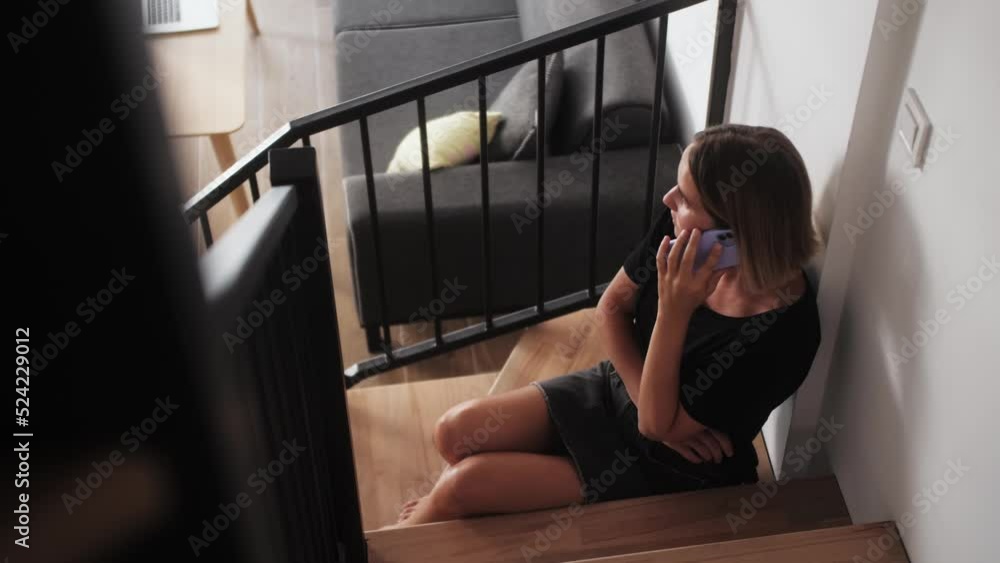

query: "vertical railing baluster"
xmin=706 ymin=0 xmax=737 ymax=127
xmin=200 ymin=212 xmax=213 ymax=247
xmin=249 ymin=171 xmax=261 ymax=202
xmin=536 ymin=56 xmax=546 ymax=313
xmin=417 ymin=98 xmax=443 ymax=344
xmin=359 ymin=116 xmax=392 ymax=354
xmin=478 ymin=76 xmax=494 ymax=329
xmin=589 ymin=37 xmax=606 ymax=299
xmin=644 ymin=14 xmax=669 ymax=234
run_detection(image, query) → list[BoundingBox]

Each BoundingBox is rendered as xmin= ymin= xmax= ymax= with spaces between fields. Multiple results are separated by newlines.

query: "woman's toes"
xmin=397 ymin=497 xmax=425 ymax=522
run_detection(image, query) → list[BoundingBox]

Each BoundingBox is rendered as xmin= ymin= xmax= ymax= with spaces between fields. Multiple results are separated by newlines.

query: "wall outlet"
xmin=897 ymin=87 xmax=932 ymax=169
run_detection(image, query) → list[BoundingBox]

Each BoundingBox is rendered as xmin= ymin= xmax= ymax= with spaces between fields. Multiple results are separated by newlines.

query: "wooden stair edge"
xmin=348 ymin=370 xmax=499 ymax=395
xmin=366 ymin=475 xmax=851 ymax=563
xmin=563 ymin=523 xmax=909 ymax=563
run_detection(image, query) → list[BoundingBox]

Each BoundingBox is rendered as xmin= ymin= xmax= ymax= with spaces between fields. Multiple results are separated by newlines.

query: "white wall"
xmin=662 ymin=0 xmax=718 ymax=142
xmin=819 ymin=1 xmax=999 ymax=561
xmin=664 ymin=1 xmax=997 ymax=559
xmin=720 ymin=0 xmax=879 ymax=477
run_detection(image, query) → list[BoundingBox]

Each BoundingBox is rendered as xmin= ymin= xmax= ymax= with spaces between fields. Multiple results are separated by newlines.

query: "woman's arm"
xmin=636 ymin=310 xmax=688 ymax=440
xmin=637 ymin=229 xmax=725 ymax=443
xmin=599 ymin=234 xmax=733 ymax=463
xmin=596 ymin=268 xmax=645 ymax=404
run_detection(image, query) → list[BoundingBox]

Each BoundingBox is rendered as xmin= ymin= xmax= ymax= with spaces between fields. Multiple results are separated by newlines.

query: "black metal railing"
xmin=199 ymin=148 xmax=365 ymax=562
xmin=183 ymin=0 xmax=737 ymax=387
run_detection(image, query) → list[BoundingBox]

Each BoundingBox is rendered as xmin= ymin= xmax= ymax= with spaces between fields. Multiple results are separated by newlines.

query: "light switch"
xmin=897 ymin=87 xmax=931 ymax=169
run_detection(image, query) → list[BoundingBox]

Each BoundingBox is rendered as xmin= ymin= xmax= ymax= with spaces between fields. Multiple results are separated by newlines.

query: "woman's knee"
xmin=434 ymin=399 xmax=485 ymax=465
xmin=430 ymin=455 xmax=492 ymax=517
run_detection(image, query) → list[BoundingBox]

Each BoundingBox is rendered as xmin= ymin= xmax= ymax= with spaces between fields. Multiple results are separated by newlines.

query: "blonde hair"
xmin=688 ymin=124 xmax=818 ymax=292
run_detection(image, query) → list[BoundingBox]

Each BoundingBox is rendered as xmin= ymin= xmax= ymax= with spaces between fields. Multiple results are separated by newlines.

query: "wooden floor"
xmin=168 ymin=0 xmax=518 ymax=386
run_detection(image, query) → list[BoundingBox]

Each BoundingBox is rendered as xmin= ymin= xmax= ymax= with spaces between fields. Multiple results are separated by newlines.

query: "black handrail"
xmin=182 ymin=0 xmax=738 ymax=386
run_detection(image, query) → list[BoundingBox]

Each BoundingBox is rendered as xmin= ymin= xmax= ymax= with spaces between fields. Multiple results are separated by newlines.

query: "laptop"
xmin=142 ymin=0 xmax=219 ymax=34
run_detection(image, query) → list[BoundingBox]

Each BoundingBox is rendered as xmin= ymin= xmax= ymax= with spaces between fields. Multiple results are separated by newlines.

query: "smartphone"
xmin=668 ymin=229 xmax=740 ymax=271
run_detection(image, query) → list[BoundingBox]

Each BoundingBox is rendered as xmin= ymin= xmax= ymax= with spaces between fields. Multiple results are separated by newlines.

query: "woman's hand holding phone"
xmin=656 ymin=229 xmax=727 ymax=320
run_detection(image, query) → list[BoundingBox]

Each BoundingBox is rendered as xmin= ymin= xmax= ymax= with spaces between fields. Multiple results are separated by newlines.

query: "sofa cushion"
xmin=488 ymin=53 xmax=564 ymax=160
xmin=516 ymin=0 xmax=670 ymax=155
xmin=335 ymin=19 xmax=523 ymax=178
xmin=387 ymin=111 xmax=503 ymax=173
xmin=343 ymin=144 xmax=682 ymax=330
xmin=334 ymin=0 xmax=518 ymax=34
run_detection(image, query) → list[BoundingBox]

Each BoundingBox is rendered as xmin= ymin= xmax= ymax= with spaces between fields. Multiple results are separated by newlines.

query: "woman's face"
xmin=662 ymin=144 xmax=718 ymax=234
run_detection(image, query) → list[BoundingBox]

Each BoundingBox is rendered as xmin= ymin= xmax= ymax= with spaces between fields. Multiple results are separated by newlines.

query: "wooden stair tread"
xmin=566 ymin=523 xmax=909 ymax=562
xmin=347 ymin=372 xmax=497 ymax=530
xmin=489 ymin=309 xmax=774 ymax=482
xmin=489 ymin=309 xmax=607 ymax=396
xmin=366 ymin=476 xmax=851 ymax=563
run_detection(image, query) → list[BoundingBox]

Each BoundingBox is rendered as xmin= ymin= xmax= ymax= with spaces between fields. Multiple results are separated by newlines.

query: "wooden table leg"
xmin=246 ymin=0 xmax=261 ymax=35
xmin=210 ymin=133 xmax=250 ymax=216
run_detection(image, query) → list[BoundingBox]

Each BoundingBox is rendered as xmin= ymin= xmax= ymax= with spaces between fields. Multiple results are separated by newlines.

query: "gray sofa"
xmin=333 ymin=0 xmax=685 ymax=348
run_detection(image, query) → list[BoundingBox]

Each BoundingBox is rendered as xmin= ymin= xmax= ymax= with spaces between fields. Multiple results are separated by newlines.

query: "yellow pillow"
xmin=386 ymin=111 xmax=502 ymax=174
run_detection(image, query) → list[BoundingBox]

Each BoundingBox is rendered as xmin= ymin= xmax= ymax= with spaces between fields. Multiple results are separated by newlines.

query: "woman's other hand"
xmin=663 ymin=428 xmax=734 ymax=464
xmin=656 ymin=229 xmax=726 ymax=319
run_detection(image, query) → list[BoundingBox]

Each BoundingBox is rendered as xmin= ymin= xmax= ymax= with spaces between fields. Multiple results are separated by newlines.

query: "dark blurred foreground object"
xmin=4 ymin=0 xmax=364 ymax=561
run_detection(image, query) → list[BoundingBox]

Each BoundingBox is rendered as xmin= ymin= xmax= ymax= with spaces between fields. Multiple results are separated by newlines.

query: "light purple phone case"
xmin=668 ymin=229 xmax=740 ymax=271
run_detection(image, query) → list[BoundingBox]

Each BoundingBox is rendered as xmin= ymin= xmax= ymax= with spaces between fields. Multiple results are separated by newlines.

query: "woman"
xmin=395 ymin=124 xmax=821 ymax=526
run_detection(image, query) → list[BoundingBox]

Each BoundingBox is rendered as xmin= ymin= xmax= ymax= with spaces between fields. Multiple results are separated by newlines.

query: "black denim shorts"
xmin=533 ymin=360 xmax=754 ymax=504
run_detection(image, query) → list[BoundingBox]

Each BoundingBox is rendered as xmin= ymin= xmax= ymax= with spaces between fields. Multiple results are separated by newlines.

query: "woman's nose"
xmin=663 ymin=187 xmax=676 ymax=208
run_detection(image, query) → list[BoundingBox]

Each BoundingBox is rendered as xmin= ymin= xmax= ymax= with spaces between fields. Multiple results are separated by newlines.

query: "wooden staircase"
xmin=347 ymin=309 xmax=910 ymax=562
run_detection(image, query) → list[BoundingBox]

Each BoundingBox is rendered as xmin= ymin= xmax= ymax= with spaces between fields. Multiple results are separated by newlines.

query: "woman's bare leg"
xmin=392 ymin=384 xmax=574 ymax=525
xmin=396 ymin=452 xmax=584 ymax=526
xmin=432 ymin=385 xmax=557 ymax=465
